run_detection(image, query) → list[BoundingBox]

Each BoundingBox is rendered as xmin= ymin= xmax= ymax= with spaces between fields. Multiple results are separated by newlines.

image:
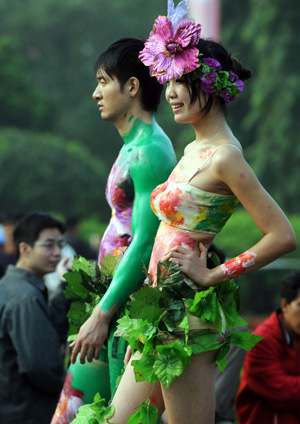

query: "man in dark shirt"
xmin=0 ymin=212 xmax=67 ymax=424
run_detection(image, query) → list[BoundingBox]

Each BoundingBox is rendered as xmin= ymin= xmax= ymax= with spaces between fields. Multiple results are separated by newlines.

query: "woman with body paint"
xmin=102 ymin=2 xmax=297 ymax=423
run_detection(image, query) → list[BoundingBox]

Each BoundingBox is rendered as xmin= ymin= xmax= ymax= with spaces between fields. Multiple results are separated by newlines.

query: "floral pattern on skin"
xmin=98 ymin=153 xmax=134 ymax=264
xmin=221 ymin=250 xmax=257 ymax=279
xmin=148 ymin=221 xmax=195 ymax=285
xmin=50 ymin=372 xmax=84 ymax=424
xmin=150 ymin=164 xmax=187 ymax=214
xmin=199 ymin=147 xmax=213 ymax=159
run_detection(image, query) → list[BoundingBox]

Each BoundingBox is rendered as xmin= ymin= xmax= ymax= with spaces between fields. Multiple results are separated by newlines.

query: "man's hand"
xmin=70 ymin=304 xmax=113 ymax=364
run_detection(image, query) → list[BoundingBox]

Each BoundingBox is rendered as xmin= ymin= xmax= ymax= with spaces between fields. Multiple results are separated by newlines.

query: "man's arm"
xmin=9 ymin=296 xmax=65 ymax=394
xmin=70 ymin=141 xmax=176 ymax=364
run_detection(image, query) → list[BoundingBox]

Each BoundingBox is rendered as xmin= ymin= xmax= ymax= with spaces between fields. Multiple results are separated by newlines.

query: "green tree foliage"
xmin=0 ymin=35 xmax=54 ymax=129
xmin=222 ymin=0 xmax=300 ymax=212
xmin=0 ymin=127 xmax=108 ymax=219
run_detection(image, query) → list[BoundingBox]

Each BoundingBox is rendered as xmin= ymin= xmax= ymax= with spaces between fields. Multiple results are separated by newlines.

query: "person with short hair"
xmin=236 ymin=271 xmax=300 ymax=424
xmin=50 ymin=37 xmax=177 ymax=423
xmin=0 ymin=212 xmax=67 ymax=424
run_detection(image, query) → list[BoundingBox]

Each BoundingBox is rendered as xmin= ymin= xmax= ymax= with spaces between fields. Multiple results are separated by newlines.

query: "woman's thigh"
xmin=109 ymin=356 xmax=165 ymax=424
xmin=161 ymin=350 xmax=217 ymax=424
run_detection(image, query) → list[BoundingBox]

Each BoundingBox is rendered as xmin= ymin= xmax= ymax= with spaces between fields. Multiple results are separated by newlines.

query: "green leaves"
xmin=229 ymin=330 xmax=263 ymax=351
xmin=154 ymin=342 xmax=191 ymax=388
xmin=127 ymin=402 xmax=158 ymax=424
xmin=191 ymin=330 xmax=221 ymax=355
xmin=72 ymin=393 xmax=115 ymax=424
xmin=63 ymin=255 xmax=120 ymax=338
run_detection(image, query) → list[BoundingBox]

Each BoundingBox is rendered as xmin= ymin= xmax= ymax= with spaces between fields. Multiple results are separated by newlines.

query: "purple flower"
xmin=234 ymin=79 xmax=244 ymax=93
xmin=202 ymin=57 xmax=222 ymax=70
xmin=229 ymin=70 xmax=238 ymax=81
xmin=139 ymin=15 xmax=201 ymax=84
xmin=221 ymin=89 xmax=232 ymax=103
xmin=200 ymin=72 xmax=217 ymax=94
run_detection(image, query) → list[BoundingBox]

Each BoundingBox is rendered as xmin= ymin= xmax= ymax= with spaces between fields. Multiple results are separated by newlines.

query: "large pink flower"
xmin=139 ymin=16 xmax=201 ymax=84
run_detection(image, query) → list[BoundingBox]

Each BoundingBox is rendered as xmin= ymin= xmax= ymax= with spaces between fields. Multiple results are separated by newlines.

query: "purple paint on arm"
xmin=239 ymin=173 xmax=246 ymax=179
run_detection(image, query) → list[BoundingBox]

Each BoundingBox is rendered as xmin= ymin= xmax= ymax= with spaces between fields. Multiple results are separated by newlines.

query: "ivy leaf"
xmin=229 ymin=330 xmax=263 ymax=350
xmin=127 ymin=403 xmax=158 ymax=424
xmin=161 ymin=298 xmax=185 ymax=332
xmin=129 ymin=286 xmax=165 ymax=323
xmin=191 ymin=330 xmax=221 ymax=355
xmin=154 ymin=341 xmax=191 ymax=387
xmin=218 ymin=280 xmax=245 ymax=331
xmin=156 ymin=260 xmax=184 ymax=287
xmin=132 ymin=352 xmax=159 ymax=384
xmin=63 ymin=270 xmax=92 ymax=301
xmin=67 ymin=301 xmax=90 ymax=326
xmin=72 ymin=393 xmax=115 ymax=424
xmin=215 ymin=341 xmax=231 ymax=372
xmin=101 ymin=253 xmax=121 ymax=277
xmin=117 ymin=316 xmax=157 ymax=351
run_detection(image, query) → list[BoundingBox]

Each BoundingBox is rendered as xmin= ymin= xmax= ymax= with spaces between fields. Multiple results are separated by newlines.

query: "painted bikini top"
xmin=150 ymin=144 xmax=240 ymax=234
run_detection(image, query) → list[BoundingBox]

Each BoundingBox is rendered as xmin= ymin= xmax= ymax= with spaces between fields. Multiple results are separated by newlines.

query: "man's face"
xmin=92 ymin=68 xmax=131 ymax=125
xmin=25 ymin=228 xmax=63 ymax=278
xmin=282 ymin=292 xmax=300 ymax=339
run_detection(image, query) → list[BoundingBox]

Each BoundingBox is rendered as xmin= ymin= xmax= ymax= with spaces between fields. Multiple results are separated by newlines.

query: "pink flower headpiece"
xmin=139 ymin=0 xmax=201 ymax=84
xmin=139 ymin=0 xmax=244 ymax=102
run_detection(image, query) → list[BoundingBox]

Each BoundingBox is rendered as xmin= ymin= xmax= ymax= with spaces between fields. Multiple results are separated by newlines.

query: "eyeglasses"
xmin=35 ymin=240 xmax=66 ymax=250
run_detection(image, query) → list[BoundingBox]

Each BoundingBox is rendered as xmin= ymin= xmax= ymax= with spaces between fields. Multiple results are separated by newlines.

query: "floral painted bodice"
xmin=148 ymin=144 xmax=240 ymax=286
xmin=98 ymin=152 xmax=135 ymax=264
xmin=150 ymin=174 xmax=239 ymax=235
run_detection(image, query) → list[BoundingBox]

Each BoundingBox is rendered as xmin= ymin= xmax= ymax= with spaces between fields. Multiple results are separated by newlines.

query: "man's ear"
xmin=128 ymin=77 xmax=140 ymax=97
xmin=18 ymin=242 xmax=32 ymax=257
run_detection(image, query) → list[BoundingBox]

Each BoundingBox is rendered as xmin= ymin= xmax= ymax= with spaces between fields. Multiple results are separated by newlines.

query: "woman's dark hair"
xmin=13 ymin=212 xmax=66 ymax=259
xmin=94 ymin=38 xmax=163 ymax=113
xmin=184 ymin=38 xmax=252 ymax=115
xmin=281 ymin=272 xmax=300 ymax=304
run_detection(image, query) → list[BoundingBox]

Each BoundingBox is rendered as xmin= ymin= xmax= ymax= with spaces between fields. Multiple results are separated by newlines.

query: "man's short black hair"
xmin=13 ymin=212 xmax=66 ymax=259
xmin=281 ymin=272 xmax=300 ymax=303
xmin=94 ymin=37 xmax=163 ymax=113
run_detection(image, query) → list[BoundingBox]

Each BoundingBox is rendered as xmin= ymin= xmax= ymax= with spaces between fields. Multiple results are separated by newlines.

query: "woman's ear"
xmin=128 ymin=77 xmax=140 ymax=97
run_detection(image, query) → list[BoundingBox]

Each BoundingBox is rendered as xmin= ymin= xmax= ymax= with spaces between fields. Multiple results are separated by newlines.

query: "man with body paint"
xmin=51 ymin=38 xmax=177 ymax=423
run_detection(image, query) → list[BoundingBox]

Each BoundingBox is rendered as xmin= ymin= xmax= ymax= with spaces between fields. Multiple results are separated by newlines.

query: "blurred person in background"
xmin=0 ymin=212 xmax=22 ymax=277
xmin=0 ymin=212 xmax=67 ymax=424
xmin=236 ymin=271 xmax=300 ymax=424
xmin=64 ymin=215 xmax=97 ymax=260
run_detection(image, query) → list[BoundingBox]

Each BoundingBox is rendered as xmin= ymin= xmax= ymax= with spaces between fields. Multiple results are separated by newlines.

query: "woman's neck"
xmin=192 ymin=107 xmax=232 ymax=144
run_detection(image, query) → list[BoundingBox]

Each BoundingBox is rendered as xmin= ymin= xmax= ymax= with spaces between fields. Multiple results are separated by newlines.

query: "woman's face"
xmin=165 ymin=78 xmax=204 ymax=125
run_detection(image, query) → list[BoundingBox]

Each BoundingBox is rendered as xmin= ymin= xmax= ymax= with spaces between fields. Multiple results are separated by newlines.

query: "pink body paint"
xmin=221 ymin=250 xmax=257 ymax=279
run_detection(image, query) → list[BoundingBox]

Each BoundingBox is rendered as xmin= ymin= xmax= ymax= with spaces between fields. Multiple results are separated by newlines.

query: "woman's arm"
xmin=165 ymin=147 xmax=296 ymax=287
